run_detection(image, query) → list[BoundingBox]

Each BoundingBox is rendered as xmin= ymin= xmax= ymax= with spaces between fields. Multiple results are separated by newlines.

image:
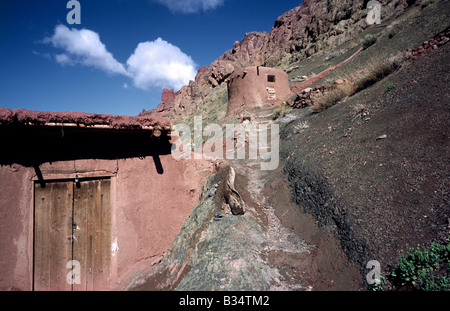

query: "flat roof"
xmin=0 ymin=108 xmax=172 ymax=132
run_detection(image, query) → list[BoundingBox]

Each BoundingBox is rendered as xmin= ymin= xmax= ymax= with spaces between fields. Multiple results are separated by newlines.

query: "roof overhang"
xmin=0 ymin=108 xmax=174 ymax=166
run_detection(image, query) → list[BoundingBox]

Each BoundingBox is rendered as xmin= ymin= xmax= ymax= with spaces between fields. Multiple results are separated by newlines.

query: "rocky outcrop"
xmin=143 ymin=88 xmax=178 ymax=116
xmin=264 ymin=0 xmax=420 ymax=67
xmin=215 ymin=160 xmax=246 ymax=215
xmin=142 ymin=81 xmax=202 ymax=119
xmin=195 ymin=32 xmax=269 ymax=88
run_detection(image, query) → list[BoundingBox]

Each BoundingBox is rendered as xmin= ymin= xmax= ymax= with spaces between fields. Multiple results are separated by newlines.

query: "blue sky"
xmin=0 ymin=0 xmax=301 ymax=116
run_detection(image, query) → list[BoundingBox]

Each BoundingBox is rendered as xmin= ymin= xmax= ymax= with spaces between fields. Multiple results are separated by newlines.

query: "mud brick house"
xmin=226 ymin=66 xmax=293 ymax=116
xmin=0 ymin=108 xmax=209 ymax=291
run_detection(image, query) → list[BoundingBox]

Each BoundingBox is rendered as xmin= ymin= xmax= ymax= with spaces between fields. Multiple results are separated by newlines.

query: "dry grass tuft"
xmin=311 ymin=80 xmax=356 ymax=113
xmin=311 ymin=87 xmax=346 ymax=113
xmin=273 ymin=101 xmax=291 ymax=119
xmin=353 ymin=56 xmax=402 ymax=92
xmin=311 ymin=53 xmax=406 ymax=113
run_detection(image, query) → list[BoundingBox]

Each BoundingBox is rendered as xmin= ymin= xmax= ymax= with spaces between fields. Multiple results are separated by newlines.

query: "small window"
xmin=267 ymin=75 xmax=276 ymax=83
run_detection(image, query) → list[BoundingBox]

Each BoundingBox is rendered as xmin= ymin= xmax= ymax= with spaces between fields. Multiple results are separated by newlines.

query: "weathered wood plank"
xmin=73 ymin=179 xmax=111 ymax=290
xmin=73 ymin=180 xmax=89 ymax=290
xmin=93 ymin=179 xmax=111 ymax=290
xmin=34 ymin=182 xmax=73 ymax=291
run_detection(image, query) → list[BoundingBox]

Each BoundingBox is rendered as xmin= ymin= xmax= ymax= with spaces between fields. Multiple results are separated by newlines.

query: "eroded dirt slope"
xmin=279 ymin=39 xmax=450 ymax=281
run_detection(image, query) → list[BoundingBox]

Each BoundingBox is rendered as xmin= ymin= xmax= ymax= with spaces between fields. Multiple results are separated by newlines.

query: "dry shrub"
xmin=311 ymin=87 xmax=346 ymax=113
xmin=273 ymin=101 xmax=291 ymax=119
xmin=353 ymin=56 xmax=402 ymax=92
xmin=311 ymin=80 xmax=355 ymax=113
xmin=311 ymin=54 xmax=405 ymax=113
xmin=338 ymin=80 xmax=357 ymax=97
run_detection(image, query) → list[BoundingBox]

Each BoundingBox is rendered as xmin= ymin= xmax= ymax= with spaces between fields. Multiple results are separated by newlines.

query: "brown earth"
xmin=290 ymin=47 xmax=363 ymax=94
xmin=262 ymin=167 xmax=362 ymax=290
xmin=279 ymin=36 xmax=450 ymax=285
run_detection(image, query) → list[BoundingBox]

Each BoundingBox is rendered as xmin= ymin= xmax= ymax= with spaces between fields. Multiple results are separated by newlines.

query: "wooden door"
xmin=34 ymin=181 xmax=73 ymax=291
xmin=34 ymin=178 xmax=111 ymax=291
xmin=73 ymin=179 xmax=111 ymax=290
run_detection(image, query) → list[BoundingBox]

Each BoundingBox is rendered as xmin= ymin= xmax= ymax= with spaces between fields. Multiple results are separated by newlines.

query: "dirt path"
xmin=290 ymin=47 xmax=363 ymax=93
xmin=229 ymin=107 xmax=362 ymax=290
xmin=227 ymin=109 xmax=313 ymax=290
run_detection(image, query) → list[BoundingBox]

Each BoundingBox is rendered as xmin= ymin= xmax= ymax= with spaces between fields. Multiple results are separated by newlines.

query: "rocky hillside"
xmin=142 ymin=0 xmax=418 ymax=123
xmin=132 ymin=0 xmax=450 ymax=291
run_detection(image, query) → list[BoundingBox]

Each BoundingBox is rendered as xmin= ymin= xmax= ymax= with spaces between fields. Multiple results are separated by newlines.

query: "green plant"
xmin=384 ymin=81 xmax=395 ymax=95
xmin=390 ymin=240 xmax=450 ymax=291
xmin=362 ymin=35 xmax=377 ymax=49
xmin=370 ymin=275 xmax=386 ymax=291
xmin=386 ymin=81 xmax=395 ymax=90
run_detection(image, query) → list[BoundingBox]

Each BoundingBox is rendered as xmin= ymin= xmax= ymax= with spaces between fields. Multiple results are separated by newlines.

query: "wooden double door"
xmin=33 ymin=178 xmax=111 ymax=291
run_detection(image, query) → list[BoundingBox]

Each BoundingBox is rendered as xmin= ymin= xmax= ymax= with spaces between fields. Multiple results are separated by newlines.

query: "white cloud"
xmin=55 ymin=53 xmax=74 ymax=66
xmin=44 ymin=25 xmax=128 ymax=76
xmin=126 ymin=38 xmax=196 ymax=90
xmin=43 ymin=25 xmax=196 ymax=91
xmin=32 ymin=50 xmax=51 ymax=60
xmin=152 ymin=0 xmax=225 ymax=14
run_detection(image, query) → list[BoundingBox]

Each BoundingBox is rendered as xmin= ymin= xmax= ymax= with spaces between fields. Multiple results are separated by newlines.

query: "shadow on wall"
xmin=0 ymin=125 xmax=172 ymax=175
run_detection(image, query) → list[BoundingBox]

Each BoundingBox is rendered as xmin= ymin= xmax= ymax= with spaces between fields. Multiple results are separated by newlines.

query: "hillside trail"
xmin=128 ymin=106 xmax=322 ymax=291
xmin=226 ymin=106 xmax=317 ymax=290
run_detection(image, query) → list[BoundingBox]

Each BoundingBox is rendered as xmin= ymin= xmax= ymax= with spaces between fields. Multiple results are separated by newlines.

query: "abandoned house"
xmin=226 ymin=66 xmax=293 ymax=116
xmin=0 ymin=108 xmax=210 ymax=291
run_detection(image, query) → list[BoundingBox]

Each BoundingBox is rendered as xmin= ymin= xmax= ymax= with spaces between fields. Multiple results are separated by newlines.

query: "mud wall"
xmin=226 ymin=66 xmax=293 ymax=116
xmin=0 ymin=147 xmax=210 ymax=290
